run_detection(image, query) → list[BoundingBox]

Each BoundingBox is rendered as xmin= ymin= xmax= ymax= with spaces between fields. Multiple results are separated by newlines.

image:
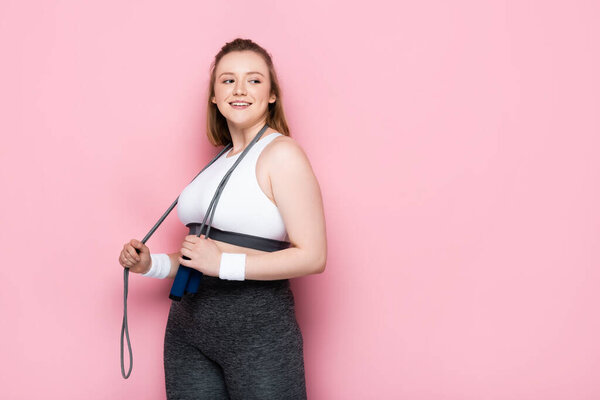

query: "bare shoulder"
xmin=263 ymin=135 xmax=313 ymax=171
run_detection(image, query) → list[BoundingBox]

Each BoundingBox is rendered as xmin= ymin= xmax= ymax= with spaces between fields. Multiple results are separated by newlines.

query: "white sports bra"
xmin=177 ymin=132 xmax=289 ymax=242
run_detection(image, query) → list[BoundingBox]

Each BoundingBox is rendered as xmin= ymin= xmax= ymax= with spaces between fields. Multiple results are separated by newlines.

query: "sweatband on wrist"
xmin=141 ymin=253 xmax=171 ymax=279
xmin=219 ymin=252 xmax=246 ymax=281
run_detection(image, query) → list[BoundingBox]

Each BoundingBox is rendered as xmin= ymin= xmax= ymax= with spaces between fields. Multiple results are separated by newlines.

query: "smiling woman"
xmin=118 ymin=38 xmax=327 ymax=400
xmin=208 ymin=50 xmax=281 ymax=148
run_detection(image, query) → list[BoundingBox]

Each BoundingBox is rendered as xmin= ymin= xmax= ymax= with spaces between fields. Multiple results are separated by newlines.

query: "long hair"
xmin=206 ymin=38 xmax=291 ymax=146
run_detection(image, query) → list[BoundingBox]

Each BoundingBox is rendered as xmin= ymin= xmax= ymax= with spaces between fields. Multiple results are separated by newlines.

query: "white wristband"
xmin=141 ymin=253 xmax=171 ymax=279
xmin=219 ymin=253 xmax=246 ymax=281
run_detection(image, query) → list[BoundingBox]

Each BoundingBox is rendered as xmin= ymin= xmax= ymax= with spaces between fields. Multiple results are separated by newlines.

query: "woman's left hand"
xmin=178 ymin=234 xmax=222 ymax=277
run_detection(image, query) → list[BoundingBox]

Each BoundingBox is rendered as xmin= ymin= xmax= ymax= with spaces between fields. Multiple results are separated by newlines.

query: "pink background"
xmin=1 ymin=0 xmax=599 ymax=399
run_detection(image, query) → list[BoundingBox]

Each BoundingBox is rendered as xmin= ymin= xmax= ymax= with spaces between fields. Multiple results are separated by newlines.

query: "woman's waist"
xmin=186 ymin=222 xmax=290 ymax=253
xmin=175 ymin=277 xmax=296 ymax=319
xmin=195 ymin=274 xmax=291 ymax=293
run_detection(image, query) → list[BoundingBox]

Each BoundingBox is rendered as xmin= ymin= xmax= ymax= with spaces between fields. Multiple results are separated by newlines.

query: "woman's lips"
xmin=230 ymin=103 xmax=251 ymax=110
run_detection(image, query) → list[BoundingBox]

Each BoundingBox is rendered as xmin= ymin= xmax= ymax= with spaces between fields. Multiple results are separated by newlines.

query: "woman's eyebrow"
xmin=218 ymin=71 xmax=265 ymax=78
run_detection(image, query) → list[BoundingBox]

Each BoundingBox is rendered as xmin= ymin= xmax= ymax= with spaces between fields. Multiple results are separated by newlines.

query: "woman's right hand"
xmin=119 ymin=239 xmax=151 ymax=274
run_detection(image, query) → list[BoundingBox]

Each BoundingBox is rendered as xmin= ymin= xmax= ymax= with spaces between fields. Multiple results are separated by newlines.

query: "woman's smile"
xmin=230 ymin=102 xmax=252 ymax=110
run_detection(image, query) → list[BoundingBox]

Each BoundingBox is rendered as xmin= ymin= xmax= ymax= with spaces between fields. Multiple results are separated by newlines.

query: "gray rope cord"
xmin=121 ymin=123 xmax=269 ymax=379
xmin=199 ymin=124 xmax=268 ymax=241
xmin=120 ymin=143 xmax=230 ymax=379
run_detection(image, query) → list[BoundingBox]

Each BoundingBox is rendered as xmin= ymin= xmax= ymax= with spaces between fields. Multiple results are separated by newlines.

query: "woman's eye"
xmin=222 ymin=79 xmax=261 ymax=83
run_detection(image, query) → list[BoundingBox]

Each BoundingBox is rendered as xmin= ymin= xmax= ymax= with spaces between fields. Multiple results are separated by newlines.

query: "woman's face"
xmin=212 ymin=50 xmax=276 ymax=128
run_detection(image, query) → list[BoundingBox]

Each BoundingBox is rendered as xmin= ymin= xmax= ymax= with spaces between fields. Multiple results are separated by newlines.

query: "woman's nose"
xmin=233 ymin=81 xmax=246 ymax=95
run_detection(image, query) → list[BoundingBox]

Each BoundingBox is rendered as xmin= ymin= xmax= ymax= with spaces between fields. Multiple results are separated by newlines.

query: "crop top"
xmin=177 ymin=132 xmax=289 ymax=242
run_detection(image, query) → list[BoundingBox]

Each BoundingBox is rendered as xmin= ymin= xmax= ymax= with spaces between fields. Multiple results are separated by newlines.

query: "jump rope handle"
xmin=169 ymin=258 xmax=195 ymax=301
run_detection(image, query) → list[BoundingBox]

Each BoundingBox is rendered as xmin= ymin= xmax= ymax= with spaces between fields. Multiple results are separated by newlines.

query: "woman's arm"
xmin=243 ymin=136 xmax=327 ymax=280
xmin=166 ymin=251 xmax=182 ymax=279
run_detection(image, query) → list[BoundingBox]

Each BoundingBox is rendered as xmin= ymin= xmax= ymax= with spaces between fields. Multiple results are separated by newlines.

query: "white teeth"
xmin=231 ymin=102 xmax=250 ymax=106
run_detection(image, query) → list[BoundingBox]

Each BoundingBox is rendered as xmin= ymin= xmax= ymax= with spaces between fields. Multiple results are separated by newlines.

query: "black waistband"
xmin=186 ymin=223 xmax=291 ymax=253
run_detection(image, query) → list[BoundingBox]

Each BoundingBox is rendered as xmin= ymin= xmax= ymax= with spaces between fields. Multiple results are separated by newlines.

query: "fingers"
xmin=120 ymin=253 xmax=131 ymax=268
xmin=129 ymin=239 xmax=147 ymax=257
xmin=119 ymin=240 xmax=142 ymax=268
xmin=121 ymin=249 xmax=138 ymax=266
xmin=130 ymin=239 xmax=144 ymax=253
xmin=127 ymin=244 xmax=141 ymax=262
xmin=184 ymin=234 xmax=203 ymax=242
xmin=119 ymin=238 xmax=153 ymax=274
xmin=119 ymin=253 xmax=131 ymax=268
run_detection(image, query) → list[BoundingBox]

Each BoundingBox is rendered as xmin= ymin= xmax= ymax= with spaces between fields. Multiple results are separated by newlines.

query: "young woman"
xmin=118 ymin=38 xmax=327 ymax=399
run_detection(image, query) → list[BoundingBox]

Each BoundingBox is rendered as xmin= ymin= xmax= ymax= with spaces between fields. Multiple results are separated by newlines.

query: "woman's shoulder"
xmin=260 ymin=133 xmax=314 ymax=180
xmin=266 ymin=134 xmax=310 ymax=164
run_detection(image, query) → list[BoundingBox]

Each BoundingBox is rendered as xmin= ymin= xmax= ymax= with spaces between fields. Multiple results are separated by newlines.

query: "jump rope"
xmin=120 ymin=123 xmax=270 ymax=379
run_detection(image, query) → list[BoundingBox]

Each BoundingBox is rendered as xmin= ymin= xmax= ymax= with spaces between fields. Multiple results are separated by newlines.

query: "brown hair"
xmin=206 ymin=38 xmax=291 ymax=146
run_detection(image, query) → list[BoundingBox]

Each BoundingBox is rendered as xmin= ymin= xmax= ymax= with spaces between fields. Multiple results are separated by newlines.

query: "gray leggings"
xmin=163 ymin=276 xmax=307 ymax=399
